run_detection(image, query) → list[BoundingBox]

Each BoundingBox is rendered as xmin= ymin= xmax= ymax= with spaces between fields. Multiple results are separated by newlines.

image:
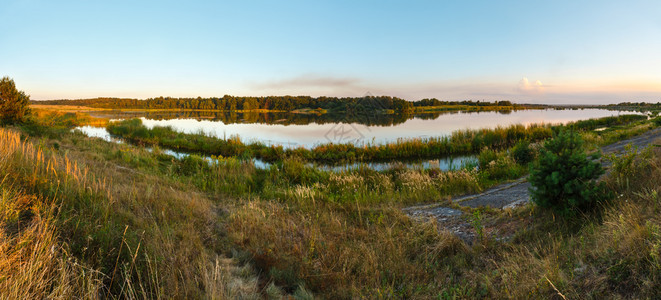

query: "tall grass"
xmin=0 ymin=127 xmax=261 ymax=298
xmin=0 ymin=188 xmax=104 ymax=299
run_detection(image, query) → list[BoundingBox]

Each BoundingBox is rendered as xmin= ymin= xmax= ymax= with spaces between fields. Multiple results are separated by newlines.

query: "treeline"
xmin=35 ymin=96 xmax=524 ymax=113
xmin=570 ymin=114 xmax=647 ymax=131
xmin=414 ymin=98 xmax=514 ymax=107
xmin=604 ymin=102 xmax=661 ymax=112
xmin=607 ymin=101 xmax=661 ymax=107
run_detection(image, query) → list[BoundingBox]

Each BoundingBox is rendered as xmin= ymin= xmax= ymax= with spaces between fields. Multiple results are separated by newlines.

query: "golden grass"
xmin=30 ymin=108 xmax=109 ymax=127
xmin=228 ymin=198 xmax=468 ymax=298
xmin=0 ymin=199 xmax=104 ymax=299
xmin=0 ymin=127 xmax=261 ymax=298
xmin=30 ymin=104 xmax=105 ymax=111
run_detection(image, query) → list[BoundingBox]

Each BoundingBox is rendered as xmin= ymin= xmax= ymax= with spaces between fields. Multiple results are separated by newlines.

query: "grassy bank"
xmin=2 ymin=109 xmax=660 ymax=298
xmin=1 ymin=113 xmax=262 ymax=298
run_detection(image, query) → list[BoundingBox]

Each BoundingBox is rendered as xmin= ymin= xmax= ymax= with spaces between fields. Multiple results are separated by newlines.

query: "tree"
xmin=0 ymin=76 xmax=31 ymax=124
xmin=529 ymin=129 xmax=608 ymax=217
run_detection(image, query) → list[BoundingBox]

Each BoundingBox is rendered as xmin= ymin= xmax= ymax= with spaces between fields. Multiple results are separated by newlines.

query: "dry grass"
xmin=30 ymin=107 xmax=108 ymax=127
xmin=30 ymin=104 xmax=105 ymax=111
xmin=0 ymin=190 xmax=104 ymax=299
xmin=228 ymin=198 xmax=468 ymax=298
xmin=0 ymin=127 xmax=261 ymax=298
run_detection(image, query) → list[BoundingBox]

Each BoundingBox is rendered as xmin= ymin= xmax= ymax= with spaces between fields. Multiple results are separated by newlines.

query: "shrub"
xmin=653 ymin=116 xmax=661 ymax=126
xmin=177 ymin=154 xmax=209 ymax=176
xmin=528 ymin=129 xmax=609 ymax=217
xmin=0 ymin=76 xmax=31 ymax=124
xmin=478 ymin=148 xmax=498 ymax=170
xmin=511 ymin=140 xmax=534 ymax=164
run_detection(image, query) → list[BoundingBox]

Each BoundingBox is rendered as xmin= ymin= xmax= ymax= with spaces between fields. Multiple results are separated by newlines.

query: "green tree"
xmin=529 ymin=129 xmax=608 ymax=217
xmin=243 ymin=98 xmax=258 ymax=111
xmin=0 ymin=76 xmax=31 ymax=123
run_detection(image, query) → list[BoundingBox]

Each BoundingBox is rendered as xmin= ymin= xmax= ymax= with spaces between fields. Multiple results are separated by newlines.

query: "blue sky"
xmin=1 ymin=0 xmax=660 ymax=103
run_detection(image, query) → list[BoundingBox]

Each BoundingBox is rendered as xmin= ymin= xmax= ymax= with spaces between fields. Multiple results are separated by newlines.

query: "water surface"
xmin=87 ymin=108 xmax=635 ymax=148
xmin=75 ymin=108 xmax=637 ymax=171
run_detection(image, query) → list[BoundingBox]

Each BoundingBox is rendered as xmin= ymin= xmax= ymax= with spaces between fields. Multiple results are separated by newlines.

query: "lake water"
xmin=75 ymin=108 xmax=639 ymax=171
xmin=85 ymin=108 xmax=636 ymax=149
xmin=74 ymin=125 xmax=478 ymax=171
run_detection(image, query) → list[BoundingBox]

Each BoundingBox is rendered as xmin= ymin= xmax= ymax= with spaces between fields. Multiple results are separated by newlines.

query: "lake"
xmin=83 ymin=108 xmax=637 ymax=149
xmin=75 ymin=108 xmax=640 ymax=171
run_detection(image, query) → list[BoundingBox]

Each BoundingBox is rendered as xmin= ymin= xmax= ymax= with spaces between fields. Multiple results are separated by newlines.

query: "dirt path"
xmin=403 ymin=127 xmax=661 ymax=243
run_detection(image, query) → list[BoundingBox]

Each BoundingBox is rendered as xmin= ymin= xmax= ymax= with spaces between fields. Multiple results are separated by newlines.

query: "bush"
xmin=653 ymin=116 xmax=661 ymax=126
xmin=0 ymin=76 xmax=31 ymax=124
xmin=478 ymin=148 xmax=498 ymax=170
xmin=511 ymin=140 xmax=534 ymax=164
xmin=529 ymin=129 xmax=609 ymax=217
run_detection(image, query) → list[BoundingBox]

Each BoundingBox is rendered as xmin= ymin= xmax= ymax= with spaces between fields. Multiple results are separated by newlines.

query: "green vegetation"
xmin=2 ymin=99 xmax=660 ymax=298
xmin=0 ymin=76 xmax=31 ymax=124
xmin=529 ymin=129 xmax=609 ymax=217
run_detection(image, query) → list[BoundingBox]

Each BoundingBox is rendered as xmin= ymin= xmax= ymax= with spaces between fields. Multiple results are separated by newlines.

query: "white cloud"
xmin=517 ymin=77 xmax=545 ymax=94
xmin=252 ymin=75 xmax=362 ymax=90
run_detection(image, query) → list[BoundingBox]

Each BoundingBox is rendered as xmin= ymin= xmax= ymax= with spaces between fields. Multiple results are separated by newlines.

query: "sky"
xmin=1 ymin=0 xmax=660 ymax=104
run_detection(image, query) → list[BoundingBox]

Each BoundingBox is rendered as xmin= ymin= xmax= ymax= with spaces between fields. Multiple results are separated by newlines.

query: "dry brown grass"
xmin=0 ymin=186 xmax=104 ymax=299
xmin=30 ymin=107 xmax=108 ymax=127
xmin=30 ymin=104 xmax=105 ymax=111
xmin=228 ymin=198 xmax=467 ymax=297
xmin=0 ymin=127 xmax=261 ymax=298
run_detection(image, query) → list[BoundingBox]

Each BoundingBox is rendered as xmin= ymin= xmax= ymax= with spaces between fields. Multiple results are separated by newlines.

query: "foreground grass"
xmin=2 ymin=110 xmax=660 ymax=298
xmin=1 ymin=120 xmax=261 ymax=298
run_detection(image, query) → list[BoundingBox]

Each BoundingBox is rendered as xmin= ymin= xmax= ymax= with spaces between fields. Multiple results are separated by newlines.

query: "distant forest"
xmin=86 ymin=109 xmax=525 ymax=127
xmin=34 ymin=96 xmax=520 ymax=112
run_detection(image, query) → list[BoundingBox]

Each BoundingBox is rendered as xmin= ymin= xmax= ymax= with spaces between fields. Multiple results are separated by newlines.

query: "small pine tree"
xmin=0 ymin=76 xmax=31 ymax=124
xmin=529 ymin=129 xmax=607 ymax=217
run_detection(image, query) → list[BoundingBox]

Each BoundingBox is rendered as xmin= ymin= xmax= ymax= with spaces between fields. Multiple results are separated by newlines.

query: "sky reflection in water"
xmin=136 ymin=109 xmax=632 ymax=148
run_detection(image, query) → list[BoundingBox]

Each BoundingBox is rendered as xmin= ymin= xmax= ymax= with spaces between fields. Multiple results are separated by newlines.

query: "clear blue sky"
xmin=2 ymin=0 xmax=660 ymax=103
